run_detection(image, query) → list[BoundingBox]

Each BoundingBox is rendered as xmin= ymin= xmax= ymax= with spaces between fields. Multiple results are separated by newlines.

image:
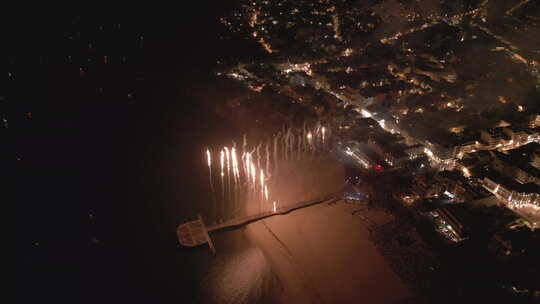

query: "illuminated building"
xmin=481 ymin=173 xmax=540 ymax=229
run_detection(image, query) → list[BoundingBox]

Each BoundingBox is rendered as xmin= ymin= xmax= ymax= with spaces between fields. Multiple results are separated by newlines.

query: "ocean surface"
xmin=15 ymin=3 xmax=287 ymax=303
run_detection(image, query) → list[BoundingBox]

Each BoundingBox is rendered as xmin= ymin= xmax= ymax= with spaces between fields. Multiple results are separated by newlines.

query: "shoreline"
xmin=244 ymin=200 xmax=411 ymax=303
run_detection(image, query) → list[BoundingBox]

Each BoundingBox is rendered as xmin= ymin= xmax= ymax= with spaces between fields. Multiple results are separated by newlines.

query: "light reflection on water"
xmin=191 ymin=158 xmax=343 ymax=303
xmin=199 ymin=231 xmax=279 ymax=304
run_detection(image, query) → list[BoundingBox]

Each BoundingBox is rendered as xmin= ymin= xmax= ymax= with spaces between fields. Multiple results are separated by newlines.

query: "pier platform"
xmin=176 ymin=193 xmax=339 ymax=253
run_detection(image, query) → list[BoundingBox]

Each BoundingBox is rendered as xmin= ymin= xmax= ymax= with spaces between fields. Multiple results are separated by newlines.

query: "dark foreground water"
xmin=13 ymin=4 xmax=287 ymax=304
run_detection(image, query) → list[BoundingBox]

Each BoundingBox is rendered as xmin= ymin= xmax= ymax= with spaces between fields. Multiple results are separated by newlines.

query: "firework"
xmin=203 ymin=123 xmax=330 ymax=220
xmin=265 ymin=142 xmax=270 ymax=177
xmin=251 ymin=163 xmax=256 ymax=189
xmin=232 ymin=147 xmax=239 ymax=181
xmin=220 ymin=150 xmax=225 ymax=218
xmin=260 ymin=169 xmax=265 ymax=198
xmin=225 ymin=147 xmax=230 ymax=174
xmin=225 ymin=147 xmax=231 ymax=199
xmin=220 ymin=151 xmax=225 ymax=177
xmin=206 ymin=148 xmax=216 ymax=213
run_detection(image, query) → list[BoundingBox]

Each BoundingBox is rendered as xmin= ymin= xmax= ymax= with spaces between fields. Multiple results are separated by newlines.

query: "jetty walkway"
xmin=176 ymin=193 xmax=340 ymax=253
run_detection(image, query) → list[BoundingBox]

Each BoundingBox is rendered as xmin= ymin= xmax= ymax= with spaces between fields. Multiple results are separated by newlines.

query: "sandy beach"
xmin=244 ymin=201 xmax=412 ymax=304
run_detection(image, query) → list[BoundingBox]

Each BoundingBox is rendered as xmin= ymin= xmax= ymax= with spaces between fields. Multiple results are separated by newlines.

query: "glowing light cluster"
xmin=204 ymin=124 xmax=331 ymax=219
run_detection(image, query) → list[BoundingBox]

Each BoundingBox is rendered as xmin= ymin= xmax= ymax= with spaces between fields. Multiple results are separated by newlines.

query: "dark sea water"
xmin=14 ymin=4 xmax=282 ymax=303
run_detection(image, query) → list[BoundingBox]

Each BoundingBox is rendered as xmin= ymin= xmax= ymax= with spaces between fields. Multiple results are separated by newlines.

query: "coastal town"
xmin=219 ymin=0 xmax=540 ymax=301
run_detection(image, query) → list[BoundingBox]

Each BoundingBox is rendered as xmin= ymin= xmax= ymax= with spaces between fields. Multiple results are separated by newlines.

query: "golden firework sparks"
xmin=225 ymin=147 xmax=230 ymax=173
xmin=246 ymin=152 xmax=251 ymax=181
xmin=220 ymin=150 xmax=225 ymax=177
xmin=231 ymin=147 xmax=239 ymax=180
xmin=251 ymin=163 xmax=256 ymax=186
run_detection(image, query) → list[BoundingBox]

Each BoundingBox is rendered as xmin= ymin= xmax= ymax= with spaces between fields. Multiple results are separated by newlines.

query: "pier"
xmin=176 ymin=193 xmax=340 ymax=253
